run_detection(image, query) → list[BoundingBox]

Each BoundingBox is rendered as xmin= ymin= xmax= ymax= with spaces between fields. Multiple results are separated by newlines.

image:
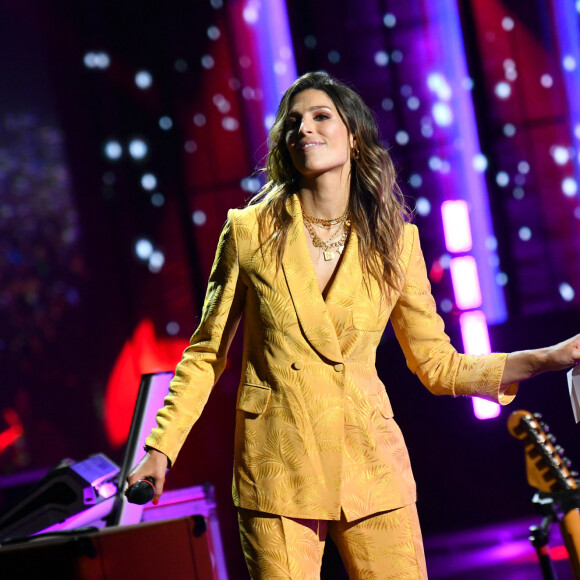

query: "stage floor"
xmin=424 ymin=516 xmax=574 ymax=579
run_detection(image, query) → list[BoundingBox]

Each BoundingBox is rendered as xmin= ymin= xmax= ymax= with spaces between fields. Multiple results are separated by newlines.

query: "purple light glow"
xmin=459 ymin=310 xmax=500 ymax=419
xmin=472 ymin=397 xmax=501 ymax=420
xmin=424 ymin=514 xmax=570 ymax=578
xmin=450 ymin=256 xmax=482 ymax=309
xmin=441 ymin=200 xmax=473 ymax=252
xmin=225 ymin=0 xmax=297 ymax=158
xmin=426 ymin=0 xmax=506 ymax=420
xmin=96 ymin=481 xmax=118 ymax=499
xmin=429 ymin=0 xmax=506 ymax=325
xmin=459 ymin=310 xmax=490 ymax=354
xmin=556 ymin=0 xmax=580 ymax=176
xmin=240 ymin=0 xmax=297 ymax=122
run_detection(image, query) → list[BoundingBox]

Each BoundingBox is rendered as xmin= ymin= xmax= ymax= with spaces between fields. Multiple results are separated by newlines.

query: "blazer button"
xmin=292 ymin=361 xmax=304 ymax=370
xmin=333 ymin=363 xmax=345 ymax=372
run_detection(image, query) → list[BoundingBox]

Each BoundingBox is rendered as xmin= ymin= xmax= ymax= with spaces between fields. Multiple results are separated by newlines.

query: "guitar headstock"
xmin=507 ymin=409 xmax=577 ymax=493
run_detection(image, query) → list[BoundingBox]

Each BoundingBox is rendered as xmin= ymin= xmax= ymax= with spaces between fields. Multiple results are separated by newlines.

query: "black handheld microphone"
xmin=126 ymin=476 xmax=155 ymax=505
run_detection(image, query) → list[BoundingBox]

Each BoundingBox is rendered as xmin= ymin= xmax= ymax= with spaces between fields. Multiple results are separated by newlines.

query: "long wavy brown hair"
xmin=249 ymin=71 xmax=411 ymax=296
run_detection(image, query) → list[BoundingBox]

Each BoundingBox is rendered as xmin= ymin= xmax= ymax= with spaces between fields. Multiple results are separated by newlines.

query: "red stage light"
xmin=103 ymin=319 xmax=188 ymax=447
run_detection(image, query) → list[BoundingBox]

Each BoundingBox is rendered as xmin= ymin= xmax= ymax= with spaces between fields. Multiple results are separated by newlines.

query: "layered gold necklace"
xmin=301 ymin=205 xmax=351 ymax=261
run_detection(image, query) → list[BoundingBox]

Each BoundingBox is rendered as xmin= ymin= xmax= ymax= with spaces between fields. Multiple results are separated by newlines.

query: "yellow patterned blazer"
xmin=146 ymin=194 xmax=518 ymax=522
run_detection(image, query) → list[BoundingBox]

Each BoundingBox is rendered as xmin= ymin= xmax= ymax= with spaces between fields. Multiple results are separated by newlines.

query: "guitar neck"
xmin=508 ymin=409 xmax=580 ymax=578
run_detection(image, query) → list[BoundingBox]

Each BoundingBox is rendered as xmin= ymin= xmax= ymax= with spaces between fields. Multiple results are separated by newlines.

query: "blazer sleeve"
xmin=145 ymin=209 xmax=247 ymax=465
xmin=390 ymin=224 xmax=518 ymax=405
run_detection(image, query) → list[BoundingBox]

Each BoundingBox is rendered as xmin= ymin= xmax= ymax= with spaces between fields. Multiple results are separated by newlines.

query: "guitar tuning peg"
xmin=570 ymin=470 xmax=579 ymax=478
xmin=533 ymin=412 xmax=543 ymax=419
xmin=554 ymin=445 xmax=564 ymax=455
xmin=540 ymin=421 xmax=550 ymax=433
xmin=562 ymin=457 xmax=572 ymax=468
xmin=546 ymin=433 xmax=556 ymax=444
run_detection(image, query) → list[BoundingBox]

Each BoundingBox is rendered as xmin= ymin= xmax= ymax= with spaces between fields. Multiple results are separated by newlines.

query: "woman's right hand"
xmin=126 ymin=448 xmax=169 ymax=504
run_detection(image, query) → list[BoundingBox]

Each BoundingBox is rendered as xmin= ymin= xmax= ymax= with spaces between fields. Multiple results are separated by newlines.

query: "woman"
xmin=129 ymin=72 xmax=580 ymax=579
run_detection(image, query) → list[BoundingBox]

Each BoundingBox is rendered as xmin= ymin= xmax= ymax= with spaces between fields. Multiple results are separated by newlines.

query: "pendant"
xmin=323 ymin=250 xmax=334 ymax=261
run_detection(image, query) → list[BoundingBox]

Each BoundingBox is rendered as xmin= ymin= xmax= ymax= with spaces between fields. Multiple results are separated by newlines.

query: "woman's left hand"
xmin=541 ymin=333 xmax=580 ymax=372
xmin=502 ymin=333 xmax=580 ymax=386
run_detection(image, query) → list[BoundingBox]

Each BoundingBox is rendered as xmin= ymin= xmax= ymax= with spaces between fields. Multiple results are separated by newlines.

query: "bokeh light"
xmin=141 ymin=173 xmax=157 ymax=190
xmin=135 ymin=70 xmax=153 ymax=89
xmin=104 ymin=140 xmax=122 ymax=160
xmin=128 ymin=139 xmax=148 ymax=160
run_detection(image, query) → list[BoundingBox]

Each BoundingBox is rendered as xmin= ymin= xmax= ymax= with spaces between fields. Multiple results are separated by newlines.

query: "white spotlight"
xmin=222 ymin=117 xmax=239 ymax=131
xmin=135 ymin=239 xmax=153 ymax=260
xmin=395 ymin=131 xmax=409 ymax=145
xmin=207 ymin=26 xmax=221 ymax=40
xmin=141 ymin=173 xmax=157 ymax=190
xmin=501 ymin=17 xmax=515 ymax=31
xmin=432 ymin=102 xmax=453 ymax=126
xmin=243 ymin=1 xmax=259 ymax=23
xmin=241 ymin=177 xmax=261 ymax=192
xmin=104 ymin=140 xmax=122 ymax=160
xmin=552 ymin=146 xmax=570 ymax=165
xmin=201 ymin=55 xmax=215 ymax=69
xmin=84 ymin=52 xmax=97 ymax=68
xmin=559 ymin=282 xmax=575 ymax=301
xmin=383 ymin=13 xmax=396 ymax=27
xmin=415 ymin=197 xmax=431 ymax=216
xmin=374 ymin=51 xmax=389 ymax=67
xmin=472 ymin=154 xmax=488 ymax=172
xmin=129 ymin=139 xmax=148 ymax=160
xmin=563 ymin=55 xmax=577 ymax=71
xmin=496 ymin=171 xmax=510 ymax=187
xmin=562 ymin=177 xmax=578 ymax=197
xmin=494 ymin=82 xmax=511 ymax=99
xmin=409 ymin=174 xmax=423 ymax=188
xmin=427 ymin=73 xmax=452 ymax=100
xmin=95 ymin=52 xmax=110 ymax=69
xmin=159 ymin=116 xmax=173 ymax=130
xmin=517 ymin=161 xmax=530 ymax=174
xmin=135 ymin=70 xmax=153 ymax=89
xmin=148 ymin=250 xmax=165 ymax=273
xmin=84 ymin=52 xmax=109 ymax=69
xmin=192 ymin=210 xmax=207 ymax=225
xmin=503 ymin=123 xmax=516 ymax=137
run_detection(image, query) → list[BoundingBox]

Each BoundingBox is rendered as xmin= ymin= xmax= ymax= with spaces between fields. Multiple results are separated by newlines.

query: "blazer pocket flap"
xmin=371 ymin=392 xmax=394 ymax=419
xmin=237 ymin=383 xmax=272 ymax=414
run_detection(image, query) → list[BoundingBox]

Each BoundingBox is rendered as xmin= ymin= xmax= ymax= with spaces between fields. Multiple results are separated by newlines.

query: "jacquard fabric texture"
xmin=146 ymin=194 xmax=518 ymax=521
xmin=238 ymin=504 xmax=427 ymax=580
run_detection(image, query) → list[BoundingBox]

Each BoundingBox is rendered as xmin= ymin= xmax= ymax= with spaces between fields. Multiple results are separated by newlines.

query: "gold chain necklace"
xmin=302 ymin=209 xmax=351 ymax=261
xmin=306 ymin=223 xmax=349 ymax=254
xmin=301 ymin=205 xmax=350 ymax=229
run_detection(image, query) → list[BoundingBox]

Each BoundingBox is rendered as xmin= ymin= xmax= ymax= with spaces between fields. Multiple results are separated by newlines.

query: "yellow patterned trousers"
xmin=238 ymin=504 xmax=428 ymax=579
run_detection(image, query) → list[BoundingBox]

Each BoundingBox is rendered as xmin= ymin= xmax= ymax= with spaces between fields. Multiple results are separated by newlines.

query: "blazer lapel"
xmin=281 ymin=195 xmax=344 ymax=363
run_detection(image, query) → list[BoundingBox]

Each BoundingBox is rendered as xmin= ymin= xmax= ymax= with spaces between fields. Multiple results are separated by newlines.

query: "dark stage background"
xmin=1 ymin=0 xmax=580 ymax=577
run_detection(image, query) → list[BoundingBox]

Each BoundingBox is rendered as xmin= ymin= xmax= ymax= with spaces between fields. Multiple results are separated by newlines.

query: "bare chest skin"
xmin=303 ymin=225 xmax=348 ymax=298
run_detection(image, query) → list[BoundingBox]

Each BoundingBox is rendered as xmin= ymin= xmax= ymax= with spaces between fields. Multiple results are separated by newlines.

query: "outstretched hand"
xmin=502 ymin=333 xmax=580 ymax=386
xmin=542 ymin=333 xmax=580 ymax=372
xmin=127 ymin=448 xmax=169 ymax=504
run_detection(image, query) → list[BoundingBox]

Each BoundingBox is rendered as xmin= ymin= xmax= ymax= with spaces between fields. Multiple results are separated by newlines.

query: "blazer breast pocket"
xmin=237 ymin=382 xmax=272 ymax=415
